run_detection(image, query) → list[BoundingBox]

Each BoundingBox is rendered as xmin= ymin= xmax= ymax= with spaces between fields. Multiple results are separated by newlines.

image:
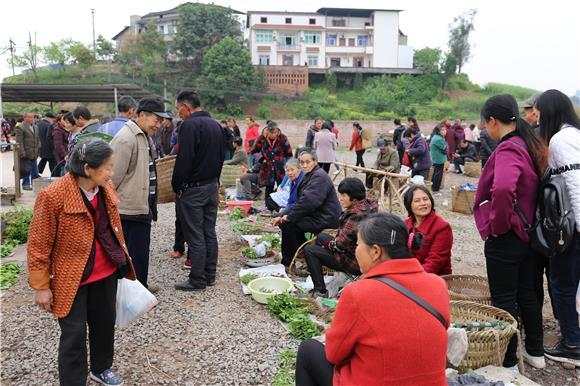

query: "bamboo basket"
xmin=155 ymin=155 xmax=176 ymax=204
xmin=464 ymin=162 xmax=482 ymax=178
xmin=451 ymin=300 xmax=518 ymax=372
xmin=451 ymin=186 xmax=475 ymax=215
xmin=443 ymin=275 xmax=491 ymax=305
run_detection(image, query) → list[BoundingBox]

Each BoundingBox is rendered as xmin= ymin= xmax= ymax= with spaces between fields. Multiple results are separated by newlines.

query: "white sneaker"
xmin=506 ymin=364 xmax=519 ymax=376
xmin=523 ymin=351 xmax=546 ymax=369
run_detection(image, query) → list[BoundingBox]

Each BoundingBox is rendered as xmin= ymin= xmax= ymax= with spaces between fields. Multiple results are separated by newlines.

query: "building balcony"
xmin=325 ymin=46 xmax=366 ymax=54
xmin=276 ymin=43 xmax=301 ymax=51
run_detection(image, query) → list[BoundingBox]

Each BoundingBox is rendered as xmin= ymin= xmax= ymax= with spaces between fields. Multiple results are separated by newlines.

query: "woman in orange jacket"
xmin=28 ymin=140 xmax=135 ymax=386
xmin=349 ymin=122 xmax=366 ymax=167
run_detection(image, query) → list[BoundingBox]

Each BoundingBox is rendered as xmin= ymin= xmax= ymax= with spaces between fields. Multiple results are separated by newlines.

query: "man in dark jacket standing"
xmin=37 ymin=112 xmax=57 ymax=174
xmin=15 ymin=112 xmax=40 ymax=190
xmin=173 ymin=91 xmax=226 ymax=291
xmin=478 ymin=126 xmax=497 ymax=168
xmin=273 ymin=150 xmax=341 ymax=266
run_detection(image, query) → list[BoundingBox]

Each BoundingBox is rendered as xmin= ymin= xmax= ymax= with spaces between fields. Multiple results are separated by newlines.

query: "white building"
xmin=246 ymin=7 xmax=414 ymax=69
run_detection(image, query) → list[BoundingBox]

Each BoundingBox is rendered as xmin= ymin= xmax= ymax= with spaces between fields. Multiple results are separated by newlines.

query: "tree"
xmin=69 ymin=42 xmax=95 ymax=69
xmin=413 ymin=47 xmax=442 ymax=74
xmin=96 ymin=35 xmax=116 ymax=60
xmin=441 ymin=54 xmax=458 ymax=88
xmin=43 ymin=39 xmax=73 ymax=68
xmin=447 ymin=9 xmax=477 ymax=74
xmin=10 ymin=40 xmax=41 ymax=78
xmin=199 ymin=37 xmax=264 ymax=110
xmin=173 ymin=3 xmax=241 ymax=67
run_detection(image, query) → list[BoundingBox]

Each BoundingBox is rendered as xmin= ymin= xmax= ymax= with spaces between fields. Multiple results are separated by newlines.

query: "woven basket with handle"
xmin=451 ymin=300 xmax=518 ymax=372
xmin=155 ymin=155 xmax=176 ymax=204
xmin=443 ymin=275 xmax=491 ymax=305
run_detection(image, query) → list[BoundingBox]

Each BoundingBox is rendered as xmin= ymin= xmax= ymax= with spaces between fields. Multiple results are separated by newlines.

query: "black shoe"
xmin=545 ymin=340 xmax=580 ymax=367
xmin=175 ymin=281 xmax=206 ymax=291
xmin=22 ymin=185 xmax=32 ymax=191
xmin=207 ymin=279 xmax=216 ymax=286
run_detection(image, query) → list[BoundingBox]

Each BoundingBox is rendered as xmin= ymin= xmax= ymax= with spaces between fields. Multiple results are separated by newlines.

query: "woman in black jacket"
xmin=273 ymin=150 xmax=341 ymax=266
xmin=478 ymin=125 xmax=497 ymax=168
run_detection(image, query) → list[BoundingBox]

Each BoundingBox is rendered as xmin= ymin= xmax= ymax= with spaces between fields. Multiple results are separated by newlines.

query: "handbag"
xmin=371 ymin=276 xmax=448 ymax=329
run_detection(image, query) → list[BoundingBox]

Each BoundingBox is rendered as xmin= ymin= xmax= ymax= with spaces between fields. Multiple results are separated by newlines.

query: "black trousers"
xmin=296 ymin=339 xmax=333 ymax=386
xmin=280 ymin=221 xmax=307 ymax=267
xmin=178 ymin=182 xmax=219 ymax=287
xmin=485 ymin=232 xmax=544 ymax=366
xmin=431 ymin=163 xmax=445 ymax=191
xmin=58 ymin=274 xmax=117 ymax=386
xmin=121 ymin=219 xmax=152 ymax=288
xmin=265 ymin=195 xmax=281 ymax=212
xmin=38 ymin=157 xmax=56 ymax=174
xmin=412 ymin=168 xmax=429 ymax=179
xmin=318 ymin=163 xmax=331 ymax=173
xmin=304 ymin=234 xmax=346 ymax=292
xmin=355 ymin=149 xmax=365 ymax=167
xmin=173 ymin=201 xmax=185 ymax=254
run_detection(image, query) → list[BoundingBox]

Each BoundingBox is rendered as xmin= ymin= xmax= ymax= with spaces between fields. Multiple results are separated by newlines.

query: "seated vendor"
xmin=223 ymin=137 xmax=248 ymax=167
xmin=303 ymin=178 xmax=377 ymax=297
xmin=452 ymin=139 xmax=477 ymax=174
xmin=295 ymin=212 xmax=450 ymax=386
xmin=404 ymin=184 xmax=453 ymax=276
xmin=237 ymin=158 xmax=262 ymax=200
xmin=365 ymin=138 xmax=401 ymax=189
xmin=265 ymin=158 xmax=304 ymax=213
xmin=273 ymin=150 xmax=341 ymax=267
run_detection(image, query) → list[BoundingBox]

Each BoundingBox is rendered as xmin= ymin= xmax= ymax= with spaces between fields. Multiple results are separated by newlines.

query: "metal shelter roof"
xmin=0 ymin=83 xmax=160 ymax=103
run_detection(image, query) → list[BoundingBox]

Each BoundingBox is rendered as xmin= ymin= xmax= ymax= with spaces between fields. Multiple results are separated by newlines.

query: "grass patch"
xmin=0 ymin=263 xmax=22 ymax=290
xmin=272 ymin=349 xmax=297 ymax=386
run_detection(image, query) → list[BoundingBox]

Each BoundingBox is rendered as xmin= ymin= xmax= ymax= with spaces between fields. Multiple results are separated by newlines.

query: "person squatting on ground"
xmin=404 ymin=185 xmax=453 ymax=276
xmin=28 ymin=139 xmax=136 ymax=386
xmin=474 ymin=94 xmax=547 ymax=369
xmin=172 ymin=91 xmax=227 ymax=291
xmin=296 ymin=212 xmax=450 ymax=386
xmin=273 ymin=150 xmax=341 ymax=267
xmin=303 ymin=178 xmax=378 ymax=297
xmin=110 ymin=98 xmax=168 ymax=291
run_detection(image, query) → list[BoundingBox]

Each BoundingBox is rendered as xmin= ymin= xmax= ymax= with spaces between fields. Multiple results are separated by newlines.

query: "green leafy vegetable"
xmin=0 ymin=263 xmax=22 ymax=289
xmin=229 ymin=207 xmax=245 ymax=221
xmin=260 ymin=233 xmax=281 ymax=250
xmin=267 ymin=293 xmax=308 ymax=323
xmin=240 ymin=273 xmax=258 ymax=285
xmin=1 ymin=207 xmax=33 ymax=244
xmin=0 ymin=240 xmax=17 ymax=258
xmin=288 ymin=314 xmax=321 ymax=340
xmin=241 ymin=247 xmax=258 ymax=259
xmin=272 ymin=349 xmax=297 ymax=386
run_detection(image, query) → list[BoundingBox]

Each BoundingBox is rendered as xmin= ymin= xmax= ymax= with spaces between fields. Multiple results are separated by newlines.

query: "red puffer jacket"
xmin=405 ymin=211 xmax=453 ymax=275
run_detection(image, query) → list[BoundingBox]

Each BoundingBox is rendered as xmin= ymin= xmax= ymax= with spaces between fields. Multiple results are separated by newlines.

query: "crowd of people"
xmin=18 ymin=87 xmax=579 ymax=385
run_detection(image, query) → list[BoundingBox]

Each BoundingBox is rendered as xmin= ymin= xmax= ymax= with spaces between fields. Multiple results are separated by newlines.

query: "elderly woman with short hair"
xmin=28 ymin=140 xmax=135 ymax=386
xmin=265 ymin=158 xmax=304 ymax=213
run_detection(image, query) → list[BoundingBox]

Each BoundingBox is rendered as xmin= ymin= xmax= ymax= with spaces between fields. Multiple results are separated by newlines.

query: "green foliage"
xmin=482 ymin=83 xmax=539 ymax=100
xmin=96 ymin=35 xmax=115 ymax=60
xmin=353 ymin=73 xmax=364 ymax=89
xmin=240 ymin=273 xmax=258 ymax=285
xmin=200 ymin=37 xmax=264 ymax=110
xmin=324 ymin=71 xmax=338 ymax=92
xmin=288 ymin=314 xmax=322 ymax=340
xmin=267 ymin=293 xmax=308 ymax=322
xmin=0 ymin=263 xmax=22 ymax=290
xmin=0 ymin=240 xmax=17 ymax=258
xmin=447 ymin=9 xmax=477 ymax=74
xmin=446 ymin=74 xmax=480 ymax=92
xmin=69 ymin=42 xmax=95 ymax=69
xmin=1 ymin=207 xmax=33 ymax=244
xmin=272 ymin=349 xmax=297 ymax=386
xmin=413 ymin=47 xmax=442 ymax=74
xmin=256 ymin=104 xmax=272 ymax=119
xmin=43 ymin=39 xmax=74 ymax=67
xmin=117 ymin=23 xmax=167 ymax=85
xmin=173 ymin=3 xmax=241 ymax=66
xmin=229 ymin=207 xmax=245 ymax=221
xmin=441 ymin=54 xmax=458 ymax=88
xmin=241 ymin=247 xmax=258 ymax=259
xmin=9 ymin=43 xmax=41 ymax=78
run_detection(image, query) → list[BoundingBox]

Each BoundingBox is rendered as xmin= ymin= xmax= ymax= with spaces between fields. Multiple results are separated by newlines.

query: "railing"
xmin=276 ymin=43 xmax=301 ymax=50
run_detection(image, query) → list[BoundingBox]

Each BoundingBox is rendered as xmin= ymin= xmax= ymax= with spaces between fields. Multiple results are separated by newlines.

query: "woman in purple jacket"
xmin=474 ymin=94 xmax=548 ymax=370
xmin=406 ymin=126 xmax=432 ymax=179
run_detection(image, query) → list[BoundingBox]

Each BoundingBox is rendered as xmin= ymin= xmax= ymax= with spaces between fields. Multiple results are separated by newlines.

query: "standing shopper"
xmin=314 ymin=121 xmax=337 ymax=173
xmin=27 ymin=140 xmax=135 ymax=386
xmin=250 ymin=121 xmax=293 ymax=199
xmin=429 ymin=125 xmax=448 ymax=192
xmin=53 ymin=112 xmax=70 ymax=165
xmin=99 ymin=96 xmax=137 ymax=137
xmin=37 ymin=112 xmax=57 ymax=174
xmin=110 ymin=98 xmax=167 ymax=291
xmin=349 ymin=122 xmax=366 ymax=167
xmin=305 ymin=118 xmax=323 ymax=151
xmin=392 ymin=118 xmax=406 ymax=161
xmin=15 ymin=112 xmax=40 ymax=190
xmin=474 ymin=94 xmax=548 ymax=370
xmin=536 ymin=89 xmax=580 ymax=366
xmin=172 ymin=91 xmax=226 ymax=291
xmin=407 ymin=127 xmax=432 ymax=179
xmin=244 ymin=116 xmax=260 ymax=167
xmin=479 ymin=123 xmax=498 ymax=168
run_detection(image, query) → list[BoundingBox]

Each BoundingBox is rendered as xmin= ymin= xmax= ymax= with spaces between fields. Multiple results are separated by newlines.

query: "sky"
xmin=1 ymin=0 xmax=579 ymax=95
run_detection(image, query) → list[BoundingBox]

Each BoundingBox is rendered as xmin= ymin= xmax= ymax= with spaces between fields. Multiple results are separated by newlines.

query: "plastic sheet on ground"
xmin=293 ymin=275 xmax=334 ymax=293
xmin=238 ymin=264 xmax=289 ymax=295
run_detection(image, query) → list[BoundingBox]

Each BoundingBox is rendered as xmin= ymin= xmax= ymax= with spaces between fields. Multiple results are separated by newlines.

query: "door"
xmin=354 ymin=57 xmax=364 ymax=67
xmin=283 ymin=55 xmax=294 ymax=66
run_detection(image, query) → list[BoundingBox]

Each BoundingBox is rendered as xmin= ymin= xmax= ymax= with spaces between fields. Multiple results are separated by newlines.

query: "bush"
xmin=256 ymin=104 xmax=271 ymax=119
xmin=1 ymin=207 xmax=33 ymax=244
xmin=482 ymin=82 xmax=539 ymax=100
xmin=454 ymin=95 xmax=486 ymax=116
xmin=446 ymin=74 xmax=480 ymax=92
xmin=324 ymin=71 xmax=337 ymax=92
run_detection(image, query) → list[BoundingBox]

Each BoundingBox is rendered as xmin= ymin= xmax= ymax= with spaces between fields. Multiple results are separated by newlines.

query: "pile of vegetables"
xmin=0 ymin=263 xmax=22 ymax=290
xmin=240 ymin=273 xmax=258 ymax=285
xmin=0 ymin=207 xmax=33 ymax=288
xmin=241 ymin=247 xmax=258 ymax=260
xmin=272 ymin=349 xmax=297 ymax=386
xmin=259 ymin=233 xmax=281 ymax=250
xmin=267 ymin=293 xmax=321 ymax=340
xmin=229 ymin=207 xmax=245 ymax=221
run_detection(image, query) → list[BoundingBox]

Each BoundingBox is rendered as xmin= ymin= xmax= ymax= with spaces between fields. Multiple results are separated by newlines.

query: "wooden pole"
xmin=13 ymin=143 xmax=21 ymax=198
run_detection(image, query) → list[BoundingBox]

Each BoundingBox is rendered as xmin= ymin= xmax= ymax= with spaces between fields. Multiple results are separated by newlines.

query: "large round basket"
xmin=443 ymin=275 xmax=491 ymax=305
xmin=451 ymin=300 xmax=518 ymax=372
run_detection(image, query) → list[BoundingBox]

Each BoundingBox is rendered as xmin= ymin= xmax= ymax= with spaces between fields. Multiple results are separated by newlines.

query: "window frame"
xmin=255 ymin=30 xmax=274 ymax=44
xmin=260 ymin=16 xmax=268 ymax=23
xmin=309 ymin=18 xmax=316 ymax=25
xmin=326 ymin=34 xmax=337 ymax=46
xmin=304 ymin=32 xmax=321 ymax=44
xmin=285 ymin=17 xmax=292 ymax=24
xmin=357 ymin=35 xmax=369 ymax=47
xmin=258 ymin=55 xmax=270 ymax=65
xmin=307 ymin=55 xmax=318 ymax=67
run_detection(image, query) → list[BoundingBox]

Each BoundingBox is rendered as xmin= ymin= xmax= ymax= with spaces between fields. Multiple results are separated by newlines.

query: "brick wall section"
xmin=259 ymin=66 xmax=309 ymax=96
xmin=241 ymin=120 xmax=443 ymax=148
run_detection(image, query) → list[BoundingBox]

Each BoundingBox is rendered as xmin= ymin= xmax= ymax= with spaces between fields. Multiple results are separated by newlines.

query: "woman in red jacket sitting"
xmin=404 ymin=185 xmax=453 ymax=275
xmin=295 ymin=212 xmax=450 ymax=386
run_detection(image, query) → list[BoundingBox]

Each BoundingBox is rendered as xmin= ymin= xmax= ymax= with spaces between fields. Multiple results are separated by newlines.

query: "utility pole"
xmin=8 ymin=39 xmax=15 ymax=75
xmin=91 ymin=9 xmax=96 ymax=59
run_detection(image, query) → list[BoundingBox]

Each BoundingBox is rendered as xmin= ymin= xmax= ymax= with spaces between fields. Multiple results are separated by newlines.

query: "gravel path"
xmin=1 ymin=204 xmax=296 ymax=385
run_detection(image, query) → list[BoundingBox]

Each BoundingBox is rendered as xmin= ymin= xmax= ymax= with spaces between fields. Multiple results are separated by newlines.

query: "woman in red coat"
xmin=295 ymin=212 xmax=449 ymax=386
xmin=404 ymin=184 xmax=453 ymax=275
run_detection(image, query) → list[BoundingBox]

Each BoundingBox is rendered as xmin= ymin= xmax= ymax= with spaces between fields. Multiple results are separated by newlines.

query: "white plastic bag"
xmin=115 ymin=278 xmax=158 ymax=327
xmin=447 ymin=327 xmax=469 ymax=367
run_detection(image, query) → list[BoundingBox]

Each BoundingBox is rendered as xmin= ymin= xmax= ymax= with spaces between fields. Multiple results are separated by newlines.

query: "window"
xmin=309 ymin=18 xmax=316 ymax=25
xmin=307 ymin=55 xmax=318 ymax=66
xmin=304 ymin=32 xmax=321 ymax=44
xmin=260 ymin=17 xmax=268 ymax=23
xmin=259 ymin=55 xmax=270 ymax=65
xmin=256 ymin=30 xmax=273 ymax=43
xmin=330 ymin=58 xmax=341 ymax=67
xmin=364 ymin=22 xmax=371 ymax=27
xmin=338 ymin=37 xmax=346 ymax=47
xmin=354 ymin=57 xmax=364 ymax=67
xmin=279 ymin=35 xmax=296 ymax=46
xmin=332 ymin=19 xmax=346 ymax=27
xmin=285 ymin=18 xmax=292 ymax=24
xmin=326 ymin=34 xmax=337 ymax=46
xmin=282 ymin=55 xmax=294 ymax=66
xmin=348 ymin=38 xmax=355 ymax=47
xmin=357 ymin=35 xmax=369 ymax=47
xmin=158 ymin=24 xmax=165 ymax=34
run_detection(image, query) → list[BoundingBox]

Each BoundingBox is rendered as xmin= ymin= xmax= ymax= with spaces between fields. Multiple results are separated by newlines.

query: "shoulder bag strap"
xmin=371 ymin=276 xmax=449 ymax=329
